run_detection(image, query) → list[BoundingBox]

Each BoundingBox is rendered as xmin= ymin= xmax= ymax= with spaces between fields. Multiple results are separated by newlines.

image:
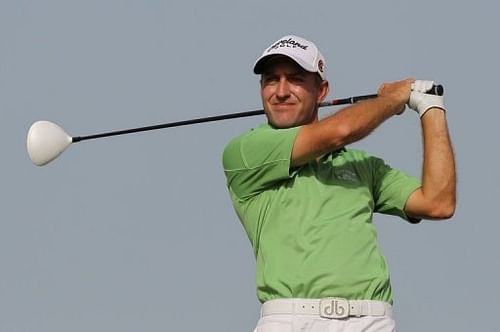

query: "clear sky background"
xmin=1 ymin=1 xmax=498 ymax=331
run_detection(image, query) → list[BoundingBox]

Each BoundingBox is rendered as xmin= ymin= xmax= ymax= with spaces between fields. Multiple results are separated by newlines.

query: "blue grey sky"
xmin=1 ymin=1 xmax=498 ymax=331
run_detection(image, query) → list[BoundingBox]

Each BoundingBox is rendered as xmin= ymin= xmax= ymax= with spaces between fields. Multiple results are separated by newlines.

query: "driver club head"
xmin=27 ymin=121 xmax=72 ymax=166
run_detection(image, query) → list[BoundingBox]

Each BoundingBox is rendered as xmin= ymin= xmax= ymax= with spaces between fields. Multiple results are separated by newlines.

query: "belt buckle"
xmin=319 ymin=297 xmax=349 ymax=319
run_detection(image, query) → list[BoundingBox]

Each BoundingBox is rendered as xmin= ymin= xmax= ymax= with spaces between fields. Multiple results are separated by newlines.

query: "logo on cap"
xmin=318 ymin=59 xmax=324 ymax=73
xmin=267 ymin=38 xmax=308 ymax=53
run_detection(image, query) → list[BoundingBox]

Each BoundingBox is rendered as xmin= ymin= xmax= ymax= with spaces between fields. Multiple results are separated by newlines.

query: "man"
xmin=222 ymin=35 xmax=456 ymax=332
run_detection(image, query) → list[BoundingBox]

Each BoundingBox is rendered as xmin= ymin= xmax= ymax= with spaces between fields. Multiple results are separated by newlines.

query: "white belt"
xmin=261 ymin=298 xmax=393 ymax=319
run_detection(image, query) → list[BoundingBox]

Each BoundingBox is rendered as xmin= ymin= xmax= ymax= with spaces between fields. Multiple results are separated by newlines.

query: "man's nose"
xmin=276 ymin=77 xmax=291 ymax=99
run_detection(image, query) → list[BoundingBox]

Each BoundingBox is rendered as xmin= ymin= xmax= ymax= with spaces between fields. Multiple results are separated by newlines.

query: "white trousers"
xmin=254 ymin=298 xmax=396 ymax=332
xmin=254 ymin=314 xmax=396 ymax=332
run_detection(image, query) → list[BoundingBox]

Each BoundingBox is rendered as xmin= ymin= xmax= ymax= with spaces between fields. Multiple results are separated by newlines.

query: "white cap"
xmin=253 ymin=35 xmax=326 ymax=80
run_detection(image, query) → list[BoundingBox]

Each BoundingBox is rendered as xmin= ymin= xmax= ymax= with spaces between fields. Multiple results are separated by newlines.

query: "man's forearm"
xmin=291 ymin=79 xmax=411 ymax=167
xmin=420 ymin=108 xmax=456 ymax=217
xmin=328 ymin=95 xmax=402 ymax=145
xmin=291 ymin=96 xmax=402 ymax=166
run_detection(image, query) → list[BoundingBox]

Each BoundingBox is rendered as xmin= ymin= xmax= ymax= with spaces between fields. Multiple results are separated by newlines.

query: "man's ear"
xmin=317 ymin=80 xmax=330 ymax=103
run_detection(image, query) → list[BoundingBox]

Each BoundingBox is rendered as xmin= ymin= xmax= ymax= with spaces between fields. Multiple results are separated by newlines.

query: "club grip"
xmin=422 ymin=84 xmax=444 ymax=96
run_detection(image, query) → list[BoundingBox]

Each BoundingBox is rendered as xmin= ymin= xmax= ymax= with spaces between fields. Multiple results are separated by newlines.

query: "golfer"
xmin=222 ymin=35 xmax=456 ymax=332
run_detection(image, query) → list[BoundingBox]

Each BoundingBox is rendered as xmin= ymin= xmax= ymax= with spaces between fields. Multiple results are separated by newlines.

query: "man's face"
xmin=260 ymin=56 xmax=329 ymax=129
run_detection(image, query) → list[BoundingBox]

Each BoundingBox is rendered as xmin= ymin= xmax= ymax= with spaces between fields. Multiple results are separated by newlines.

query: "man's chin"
xmin=268 ymin=119 xmax=298 ymax=129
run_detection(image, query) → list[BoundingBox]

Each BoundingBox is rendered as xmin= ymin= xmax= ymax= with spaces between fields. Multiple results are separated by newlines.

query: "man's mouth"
xmin=272 ymin=103 xmax=295 ymax=111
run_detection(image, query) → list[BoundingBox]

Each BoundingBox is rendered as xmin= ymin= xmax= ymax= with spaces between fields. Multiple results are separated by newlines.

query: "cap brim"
xmin=253 ymin=53 xmax=319 ymax=77
xmin=253 ymin=54 xmax=275 ymax=74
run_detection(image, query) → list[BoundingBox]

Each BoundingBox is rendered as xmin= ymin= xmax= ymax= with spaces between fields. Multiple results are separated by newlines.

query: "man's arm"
xmin=404 ymin=108 xmax=456 ymax=219
xmin=291 ymin=79 xmax=411 ymax=167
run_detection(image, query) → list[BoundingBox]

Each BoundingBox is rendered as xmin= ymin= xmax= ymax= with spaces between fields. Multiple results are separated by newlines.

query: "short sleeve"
xmin=223 ymin=124 xmax=301 ymax=200
xmin=372 ymin=157 xmax=422 ymax=223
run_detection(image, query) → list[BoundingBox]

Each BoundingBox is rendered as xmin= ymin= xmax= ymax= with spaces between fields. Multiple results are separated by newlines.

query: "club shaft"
xmin=72 ymin=85 xmax=443 ymax=143
xmin=71 ymin=94 xmax=374 ymax=143
xmin=72 ymin=110 xmax=266 ymax=142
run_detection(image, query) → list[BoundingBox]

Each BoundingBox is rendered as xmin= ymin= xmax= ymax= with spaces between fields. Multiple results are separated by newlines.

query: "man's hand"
xmin=409 ymin=80 xmax=446 ymax=117
xmin=377 ymin=78 xmax=413 ymax=115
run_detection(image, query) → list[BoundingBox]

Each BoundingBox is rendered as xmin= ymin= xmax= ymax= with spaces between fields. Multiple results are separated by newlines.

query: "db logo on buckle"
xmin=320 ymin=298 xmax=349 ymax=319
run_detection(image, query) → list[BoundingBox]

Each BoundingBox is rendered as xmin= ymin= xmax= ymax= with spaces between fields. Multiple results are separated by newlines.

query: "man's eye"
xmin=263 ymin=76 xmax=278 ymax=84
xmin=290 ymin=75 xmax=305 ymax=83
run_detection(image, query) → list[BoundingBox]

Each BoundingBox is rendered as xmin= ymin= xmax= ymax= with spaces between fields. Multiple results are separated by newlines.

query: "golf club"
xmin=27 ymin=85 xmax=443 ymax=166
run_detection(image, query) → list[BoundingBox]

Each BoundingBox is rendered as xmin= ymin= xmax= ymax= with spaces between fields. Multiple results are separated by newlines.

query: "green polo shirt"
xmin=222 ymin=123 xmax=421 ymax=304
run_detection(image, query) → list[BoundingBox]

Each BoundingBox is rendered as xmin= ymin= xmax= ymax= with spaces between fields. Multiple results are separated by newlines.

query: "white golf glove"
xmin=408 ymin=80 xmax=446 ymax=118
